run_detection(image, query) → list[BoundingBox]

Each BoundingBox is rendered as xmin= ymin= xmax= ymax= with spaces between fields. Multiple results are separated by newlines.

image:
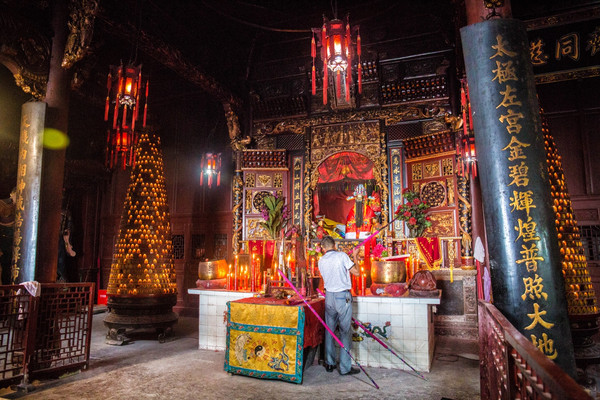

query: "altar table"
xmin=224 ymin=296 xmax=324 ymax=384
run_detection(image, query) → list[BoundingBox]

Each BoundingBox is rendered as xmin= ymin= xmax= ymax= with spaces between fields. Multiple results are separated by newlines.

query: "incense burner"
xmin=371 ymin=260 xmax=406 ymax=284
xmin=198 ymin=259 xmax=227 ymax=280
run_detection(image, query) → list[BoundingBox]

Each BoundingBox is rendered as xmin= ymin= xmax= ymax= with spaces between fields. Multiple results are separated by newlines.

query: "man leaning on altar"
xmin=345 ymin=184 xmax=375 ymax=240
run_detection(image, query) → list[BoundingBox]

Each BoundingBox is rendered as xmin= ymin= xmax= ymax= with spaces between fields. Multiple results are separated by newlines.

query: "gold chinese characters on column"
xmin=492 ymin=35 xmax=557 ymax=359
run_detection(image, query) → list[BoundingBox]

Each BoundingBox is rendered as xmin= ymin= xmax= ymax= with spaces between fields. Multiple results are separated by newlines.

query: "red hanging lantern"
xmin=104 ymin=63 xmax=149 ymax=169
xmin=200 ymin=153 xmax=222 ymax=188
xmin=311 ymin=14 xmax=362 ymax=105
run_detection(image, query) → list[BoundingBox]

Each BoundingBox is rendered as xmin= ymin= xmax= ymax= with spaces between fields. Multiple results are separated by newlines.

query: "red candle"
xmin=360 ymin=267 xmax=366 ymax=296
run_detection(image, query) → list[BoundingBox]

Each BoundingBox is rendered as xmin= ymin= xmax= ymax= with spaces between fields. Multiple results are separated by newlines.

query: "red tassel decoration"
xmin=336 ymin=71 xmax=341 ymax=99
xmin=143 ymin=80 xmax=149 ymax=127
xmin=129 ymin=138 xmax=134 ymax=166
xmin=104 ymin=72 xmax=112 ymax=121
xmin=311 ymin=33 xmax=317 ymax=96
xmin=466 ymin=84 xmax=473 ymax=131
xmin=131 ymin=109 xmax=136 ymax=133
xmin=461 ymin=88 xmax=468 ymax=138
xmin=122 ymin=105 xmax=128 ymax=128
xmin=112 ymin=95 xmax=119 ymax=129
xmin=358 ymin=62 xmax=362 ymax=94
xmin=357 ymin=31 xmax=362 ymax=94
xmin=312 ymin=64 xmax=316 ymax=96
xmin=345 ymin=73 xmax=350 ymax=102
xmin=322 ymin=25 xmax=328 ymax=105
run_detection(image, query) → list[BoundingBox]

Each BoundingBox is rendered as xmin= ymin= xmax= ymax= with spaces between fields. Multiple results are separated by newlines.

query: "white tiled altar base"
xmin=188 ymin=289 xmax=253 ymax=351
xmin=351 ymin=296 xmax=440 ymax=372
xmin=188 ymin=289 xmax=439 ymax=372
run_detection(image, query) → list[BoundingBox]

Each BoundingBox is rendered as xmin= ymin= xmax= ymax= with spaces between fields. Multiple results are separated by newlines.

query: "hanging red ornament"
xmin=312 ymin=14 xmax=362 ymax=105
xmin=104 ymin=63 xmax=149 ymax=169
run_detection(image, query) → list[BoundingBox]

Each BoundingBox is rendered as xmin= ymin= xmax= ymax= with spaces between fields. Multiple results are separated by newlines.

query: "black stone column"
xmin=461 ymin=19 xmax=576 ymax=377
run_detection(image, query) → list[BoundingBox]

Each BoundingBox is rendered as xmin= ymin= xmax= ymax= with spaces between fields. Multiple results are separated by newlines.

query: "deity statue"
xmin=345 ymin=184 xmax=375 ymax=239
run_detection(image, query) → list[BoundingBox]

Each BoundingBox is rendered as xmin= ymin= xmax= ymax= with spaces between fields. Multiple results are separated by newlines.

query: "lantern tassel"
xmin=312 ymin=64 xmax=316 ymax=96
xmin=112 ymin=95 xmax=119 ymax=129
xmin=461 ymin=87 xmax=468 ymax=137
xmin=122 ymin=105 xmax=128 ymax=128
xmin=465 ymin=84 xmax=473 ymax=131
xmin=104 ymin=95 xmax=110 ymax=121
xmin=322 ymin=24 xmax=328 ymax=105
xmin=143 ymin=80 xmax=149 ymax=127
xmin=336 ymin=71 xmax=341 ymax=99
xmin=358 ymin=62 xmax=362 ymax=94
xmin=345 ymin=71 xmax=351 ymax=102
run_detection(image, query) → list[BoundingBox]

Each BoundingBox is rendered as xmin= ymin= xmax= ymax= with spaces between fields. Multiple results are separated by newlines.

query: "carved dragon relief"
xmin=253 ymin=104 xmax=450 ymax=136
xmin=62 ymin=0 xmax=99 ymax=69
xmin=0 ymin=9 xmax=51 ymax=99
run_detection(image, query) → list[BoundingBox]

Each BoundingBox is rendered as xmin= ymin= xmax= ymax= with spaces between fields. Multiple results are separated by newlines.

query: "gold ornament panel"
xmin=246 ymin=217 xmax=270 ymax=240
xmin=427 ymin=211 xmax=455 ymax=237
xmin=423 ymin=160 xmax=441 ymax=178
xmin=412 ymin=163 xmax=423 ymax=181
xmin=305 ymin=120 xmax=390 ymax=229
xmin=245 ymin=173 xmax=256 ymax=188
xmin=442 ymin=158 xmax=454 ymax=176
xmin=252 ymin=190 xmax=275 ymax=213
xmin=309 ymin=121 xmax=381 ymax=165
xmin=274 ymin=172 xmax=283 ymax=188
xmin=446 ymin=178 xmax=455 ymax=206
xmin=257 ymin=174 xmax=272 ymax=187
xmin=253 ymin=104 xmax=450 ymax=136
xmin=421 ymin=181 xmax=446 ymax=208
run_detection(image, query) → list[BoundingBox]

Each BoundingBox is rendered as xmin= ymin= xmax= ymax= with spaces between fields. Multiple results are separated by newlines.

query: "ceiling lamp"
xmin=311 ymin=14 xmax=362 ymax=105
xmin=200 ymin=152 xmax=222 ymax=188
xmin=104 ymin=63 xmax=149 ymax=169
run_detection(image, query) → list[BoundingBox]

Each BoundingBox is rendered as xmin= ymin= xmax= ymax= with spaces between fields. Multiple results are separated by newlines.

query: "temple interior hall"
xmin=1 ymin=0 xmax=600 ymax=399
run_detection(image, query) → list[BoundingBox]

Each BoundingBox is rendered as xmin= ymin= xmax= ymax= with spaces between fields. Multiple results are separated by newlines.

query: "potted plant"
xmin=259 ymin=193 xmax=290 ymax=240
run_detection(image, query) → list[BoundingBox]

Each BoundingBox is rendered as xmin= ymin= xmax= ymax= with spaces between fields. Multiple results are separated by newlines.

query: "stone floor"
xmin=0 ymin=309 xmax=481 ymax=400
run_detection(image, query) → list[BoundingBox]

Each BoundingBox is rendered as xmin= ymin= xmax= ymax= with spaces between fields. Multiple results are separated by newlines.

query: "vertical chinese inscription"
xmin=492 ymin=34 xmax=557 ymax=359
xmin=292 ymin=156 xmax=303 ymax=228
xmin=390 ymin=148 xmax=403 ymax=232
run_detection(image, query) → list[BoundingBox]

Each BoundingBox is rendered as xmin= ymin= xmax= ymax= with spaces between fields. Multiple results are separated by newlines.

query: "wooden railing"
xmin=479 ymin=300 xmax=592 ymax=399
xmin=0 ymin=283 xmax=94 ymax=389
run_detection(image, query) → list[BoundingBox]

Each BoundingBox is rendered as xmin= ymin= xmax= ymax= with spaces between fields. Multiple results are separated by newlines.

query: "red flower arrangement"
xmin=394 ymin=188 xmax=432 ymax=237
xmin=371 ymin=243 xmax=389 ymax=260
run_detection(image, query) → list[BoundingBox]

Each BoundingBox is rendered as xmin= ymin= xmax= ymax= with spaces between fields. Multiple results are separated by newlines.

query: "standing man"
xmin=318 ymin=236 xmax=360 ymax=375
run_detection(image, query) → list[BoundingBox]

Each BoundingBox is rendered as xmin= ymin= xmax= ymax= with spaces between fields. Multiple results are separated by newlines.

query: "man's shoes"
xmin=340 ymin=366 xmax=361 ymax=376
xmin=324 ymin=363 xmax=336 ymax=372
